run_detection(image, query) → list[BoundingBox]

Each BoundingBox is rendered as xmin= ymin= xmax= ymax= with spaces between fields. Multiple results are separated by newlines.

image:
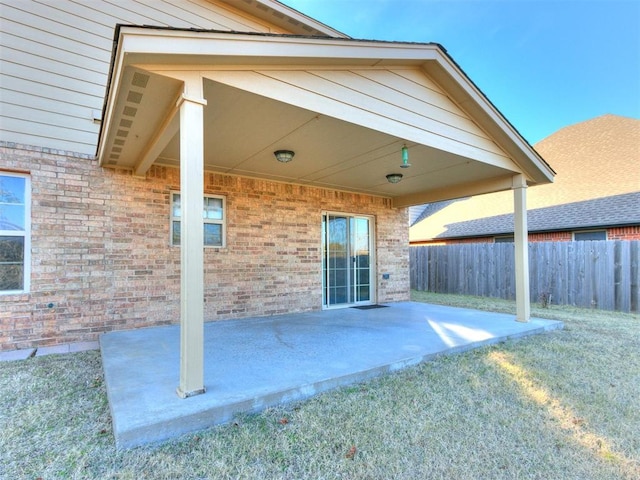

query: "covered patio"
xmin=94 ymin=23 xmax=558 ymax=448
xmin=96 ymin=26 xmax=555 ymax=403
xmin=101 ymin=301 xmax=562 ymax=448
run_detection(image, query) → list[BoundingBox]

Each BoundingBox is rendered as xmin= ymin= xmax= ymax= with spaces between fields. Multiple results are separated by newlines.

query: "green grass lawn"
xmin=1 ymin=292 xmax=638 ymax=479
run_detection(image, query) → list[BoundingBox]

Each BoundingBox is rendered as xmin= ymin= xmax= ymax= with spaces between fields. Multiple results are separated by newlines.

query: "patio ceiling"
xmin=97 ymin=27 xmax=554 ymax=208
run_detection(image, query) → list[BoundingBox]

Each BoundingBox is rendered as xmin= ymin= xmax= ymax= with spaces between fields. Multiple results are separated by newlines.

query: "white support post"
xmin=177 ymin=78 xmax=207 ymax=398
xmin=513 ymin=174 xmax=530 ymax=322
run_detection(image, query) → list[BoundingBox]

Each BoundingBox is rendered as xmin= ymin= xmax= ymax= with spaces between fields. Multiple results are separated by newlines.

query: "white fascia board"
xmin=425 ymin=53 xmax=555 ymax=185
xmin=117 ymin=27 xmax=440 ymax=65
xmin=97 ymin=27 xmax=440 ymax=163
xmin=393 ymin=175 xmax=516 ymax=208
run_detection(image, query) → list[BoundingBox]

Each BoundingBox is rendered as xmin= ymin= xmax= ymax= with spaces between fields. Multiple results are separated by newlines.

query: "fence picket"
xmin=410 ymin=240 xmax=640 ymax=313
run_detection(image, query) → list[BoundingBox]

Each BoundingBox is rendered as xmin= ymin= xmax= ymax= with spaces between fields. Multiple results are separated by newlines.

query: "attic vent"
xmin=256 ymin=3 xmax=268 ymax=11
xmin=127 ymin=91 xmax=143 ymax=104
xmin=113 ymin=138 xmax=125 ymax=146
xmin=119 ymin=119 xmax=133 ymax=128
xmin=123 ymin=106 xmax=137 ymax=117
xmin=110 ymin=154 xmax=120 ymax=160
xmin=111 ymin=146 xmax=122 ymax=153
xmin=272 ymin=10 xmax=284 ymax=18
xmin=107 ymin=160 xmax=117 ymax=165
xmin=116 ymin=129 xmax=129 ymax=138
xmin=132 ymin=72 xmax=150 ymax=88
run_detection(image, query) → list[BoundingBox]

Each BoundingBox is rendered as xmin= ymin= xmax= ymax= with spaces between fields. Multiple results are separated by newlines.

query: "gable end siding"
xmin=0 ymin=0 xmax=287 ymax=155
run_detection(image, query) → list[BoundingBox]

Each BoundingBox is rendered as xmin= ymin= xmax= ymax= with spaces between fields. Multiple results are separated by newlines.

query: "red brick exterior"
xmin=440 ymin=237 xmax=494 ymax=245
xmin=1 ymin=143 xmax=409 ymax=351
xmin=529 ymin=231 xmax=573 ymax=242
xmin=608 ymin=226 xmax=640 ymax=240
xmin=412 ymin=227 xmax=640 ymax=245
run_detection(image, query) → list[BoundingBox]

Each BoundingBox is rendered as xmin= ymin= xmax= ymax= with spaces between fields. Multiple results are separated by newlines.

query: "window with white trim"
xmin=494 ymin=235 xmax=514 ymax=243
xmin=170 ymin=192 xmax=226 ymax=247
xmin=0 ymin=172 xmax=30 ymax=293
xmin=573 ymin=230 xmax=606 ymax=241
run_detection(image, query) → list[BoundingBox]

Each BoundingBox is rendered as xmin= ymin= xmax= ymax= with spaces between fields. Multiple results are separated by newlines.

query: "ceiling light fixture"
xmin=400 ymin=144 xmax=411 ymax=168
xmin=274 ymin=150 xmax=295 ymax=163
xmin=386 ymin=173 xmax=403 ymax=184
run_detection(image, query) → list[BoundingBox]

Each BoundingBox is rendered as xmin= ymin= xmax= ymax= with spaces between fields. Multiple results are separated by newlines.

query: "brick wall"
xmin=529 ymin=231 xmax=572 ymax=242
xmin=608 ymin=226 xmax=640 ymax=240
xmin=443 ymin=237 xmax=494 ymax=245
xmin=412 ymin=228 xmax=639 ymax=245
xmin=0 ymin=143 xmax=409 ymax=351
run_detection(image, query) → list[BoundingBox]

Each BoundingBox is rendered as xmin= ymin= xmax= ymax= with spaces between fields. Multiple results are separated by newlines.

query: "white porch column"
xmin=177 ymin=78 xmax=207 ymax=398
xmin=513 ymin=174 xmax=531 ymax=322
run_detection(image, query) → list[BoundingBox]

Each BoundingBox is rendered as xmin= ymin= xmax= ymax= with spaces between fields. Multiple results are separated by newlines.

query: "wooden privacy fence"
xmin=410 ymin=240 xmax=640 ymax=313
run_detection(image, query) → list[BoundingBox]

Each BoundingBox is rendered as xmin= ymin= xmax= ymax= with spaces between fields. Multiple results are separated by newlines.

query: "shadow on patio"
xmin=100 ymin=301 xmax=562 ymax=448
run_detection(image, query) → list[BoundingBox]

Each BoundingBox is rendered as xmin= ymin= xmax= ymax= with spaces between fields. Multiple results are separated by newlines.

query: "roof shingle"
xmin=437 ymin=192 xmax=640 ymax=238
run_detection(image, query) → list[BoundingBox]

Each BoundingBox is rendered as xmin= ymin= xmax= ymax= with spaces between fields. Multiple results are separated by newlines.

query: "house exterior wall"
xmin=0 ymin=0 xmax=286 ymax=156
xmin=529 ymin=232 xmax=573 ymax=242
xmin=412 ymin=228 xmax=640 ymax=245
xmin=609 ymin=226 xmax=640 ymax=240
xmin=0 ymin=142 xmax=409 ymax=351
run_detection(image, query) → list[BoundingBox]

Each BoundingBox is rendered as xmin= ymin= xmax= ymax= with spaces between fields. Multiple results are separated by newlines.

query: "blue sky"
xmin=280 ymin=0 xmax=640 ymax=145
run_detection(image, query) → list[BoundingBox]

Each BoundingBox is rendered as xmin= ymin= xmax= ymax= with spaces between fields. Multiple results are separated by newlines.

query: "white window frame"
xmin=494 ymin=235 xmax=514 ymax=243
xmin=573 ymin=229 xmax=607 ymax=241
xmin=170 ymin=191 xmax=226 ymax=248
xmin=321 ymin=211 xmax=377 ymax=309
xmin=0 ymin=172 xmax=31 ymax=294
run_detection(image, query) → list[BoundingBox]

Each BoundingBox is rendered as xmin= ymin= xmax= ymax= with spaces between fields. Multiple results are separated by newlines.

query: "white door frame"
xmin=322 ymin=211 xmax=376 ymax=309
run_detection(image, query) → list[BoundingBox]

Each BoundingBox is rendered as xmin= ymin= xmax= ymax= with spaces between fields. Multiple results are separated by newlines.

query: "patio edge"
xmin=106 ymin=318 xmax=563 ymax=449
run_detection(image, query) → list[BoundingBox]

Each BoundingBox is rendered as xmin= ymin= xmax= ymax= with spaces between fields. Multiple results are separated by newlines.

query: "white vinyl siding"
xmin=0 ymin=0 xmax=282 ymax=155
xmin=0 ymin=172 xmax=30 ymax=294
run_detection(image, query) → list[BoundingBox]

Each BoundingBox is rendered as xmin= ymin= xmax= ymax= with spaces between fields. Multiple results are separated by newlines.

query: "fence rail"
xmin=410 ymin=240 xmax=640 ymax=313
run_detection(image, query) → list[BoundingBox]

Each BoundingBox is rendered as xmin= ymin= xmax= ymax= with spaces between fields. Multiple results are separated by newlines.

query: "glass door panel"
xmin=326 ymin=215 xmax=348 ymax=306
xmin=352 ymin=217 xmax=371 ymax=302
xmin=322 ymin=213 xmax=373 ymax=307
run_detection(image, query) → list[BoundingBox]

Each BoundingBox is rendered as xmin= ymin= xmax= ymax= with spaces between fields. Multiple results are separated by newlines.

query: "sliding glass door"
xmin=322 ymin=213 xmax=374 ymax=307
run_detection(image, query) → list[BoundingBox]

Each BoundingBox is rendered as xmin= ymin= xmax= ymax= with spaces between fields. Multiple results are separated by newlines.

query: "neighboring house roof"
xmin=410 ymin=114 xmax=640 ymax=241
xmin=409 ymin=200 xmax=458 ymax=226
xmin=437 ymin=192 xmax=640 ymax=239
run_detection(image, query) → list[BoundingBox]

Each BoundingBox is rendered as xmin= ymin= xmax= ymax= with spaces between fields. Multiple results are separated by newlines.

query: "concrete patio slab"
xmin=100 ymin=302 xmax=563 ymax=448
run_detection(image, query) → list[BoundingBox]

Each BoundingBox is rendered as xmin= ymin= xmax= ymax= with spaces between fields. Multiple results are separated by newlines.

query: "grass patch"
xmin=1 ymin=292 xmax=638 ymax=479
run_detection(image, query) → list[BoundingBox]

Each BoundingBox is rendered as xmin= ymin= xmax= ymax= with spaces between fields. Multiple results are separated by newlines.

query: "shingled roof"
xmin=410 ymin=114 xmax=640 ymax=241
xmin=409 ymin=200 xmax=458 ymax=226
xmin=437 ymin=192 xmax=640 ymax=239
